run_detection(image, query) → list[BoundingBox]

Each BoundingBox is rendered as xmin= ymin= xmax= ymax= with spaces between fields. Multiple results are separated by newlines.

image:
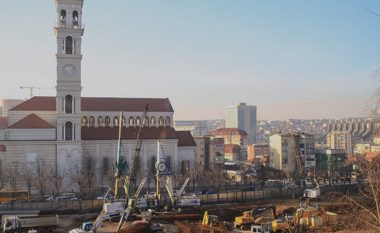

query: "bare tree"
xmin=53 ymin=170 xmax=65 ymax=198
xmin=34 ymin=158 xmax=51 ymax=198
xmin=332 ymin=157 xmax=380 ymax=231
xmin=21 ymin=163 xmax=35 ymax=201
xmin=83 ymin=154 xmax=96 ymax=198
xmin=70 ymin=159 xmax=86 ymax=199
xmin=7 ymin=161 xmax=21 ymax=193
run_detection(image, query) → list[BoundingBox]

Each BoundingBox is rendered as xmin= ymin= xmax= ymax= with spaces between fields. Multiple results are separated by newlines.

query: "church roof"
xmin=10 ymin=96 xmax=174 ymax=112
xmin=8 ymin=114 xmax=55 ymax=129
xmin=0 ymin=117 xmax=8 ymax=130
xmin=176 ymin=131 xmax=196 ymax=147
xmin=82 ymin=126 xmax=178 ymax=140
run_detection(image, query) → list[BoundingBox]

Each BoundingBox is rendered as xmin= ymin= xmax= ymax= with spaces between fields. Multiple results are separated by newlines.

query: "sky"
xmin=0 ymin=1 xmax=380 ymax=121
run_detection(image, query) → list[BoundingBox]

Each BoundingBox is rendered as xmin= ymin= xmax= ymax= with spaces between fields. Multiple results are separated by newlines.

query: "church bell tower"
xmin=54 ymin=0 xmax=84 ymax=179
xmin=55 ymin=0 xmax=83 ymax=141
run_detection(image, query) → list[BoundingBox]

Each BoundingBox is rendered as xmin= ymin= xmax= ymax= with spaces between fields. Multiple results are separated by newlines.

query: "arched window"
xmin=65 ymin=95 xmax=73 ymax=113
xmin=60 ymin=10 xmax=66 ymax=26
xmin=72 ymin=10 xmax=79 ymax=27
xmin=150 ymin=117 xmax=156 ymax=126
xmin=113 ymin=116 xmax=119 ymax=127
xmin=65 ymin=121 xmax=73 ymax=141
xmin=105 ymin=116 xmax=111 ymax=127
xmin=122 ymin=116 xmax=126 ymax=126
xmin=129 ymin=117 xmax=135 ymax=126
xmin=165 ymin=117 xmax=171 ymax=126
xmin=81 ymin=116 xmax=88 ymax=126
xmin=158 ymin=117 xmax=164 ymax=127
xmin=65 ymin=36 xmax=73 ymax=54
xmin=144 ymin=116 xmax=149 ymax=126
xmin=98 ymin=116 xmax=104 ymax=126
xmin=181 ymin=160 xmax=190 ymax=175
xmin=136 ymin=117 xmax=141 ymax=126
xmin=89 ymin=116 xmax=95 ymax=127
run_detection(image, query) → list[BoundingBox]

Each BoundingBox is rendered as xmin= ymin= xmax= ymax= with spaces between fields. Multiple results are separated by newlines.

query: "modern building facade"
xmin=225 ymin=103 xmax=257 ymax=144
xmin=315 ymin=149 xmax=346 ymax=178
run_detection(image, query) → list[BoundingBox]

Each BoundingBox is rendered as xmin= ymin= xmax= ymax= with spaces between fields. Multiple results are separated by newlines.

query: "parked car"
xmin=43 ymin=195 xmax=55 ymax=201
xmin=96 ymin=193 xmax=114 ymax=201
xmin=58 ymin=193 xmax=78 ymax=200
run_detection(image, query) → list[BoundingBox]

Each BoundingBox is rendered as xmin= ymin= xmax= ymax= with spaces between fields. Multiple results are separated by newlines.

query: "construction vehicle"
xmin=303 ymin=178 xmax=320 ymax=199
xmin=234 ymin=204 xmax=276 ymax=229
xmin=292 ymin=203 xmax=338 ymax=230
xmin=3 ymin=215 xmax=59 ymax=233
xmin=69 ymin=202 xmax=126 ymax=233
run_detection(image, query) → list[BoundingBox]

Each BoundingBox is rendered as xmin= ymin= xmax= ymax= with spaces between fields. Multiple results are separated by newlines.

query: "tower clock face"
xmin=63 ymin=64 xmax=75 ymax=77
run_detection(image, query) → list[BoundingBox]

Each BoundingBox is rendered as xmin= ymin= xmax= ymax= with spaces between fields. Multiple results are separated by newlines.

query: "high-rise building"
xmin=225 ymin=103 xmax=257 ymax=144
xmin=326 ymin=131 xmax=352 ymax=155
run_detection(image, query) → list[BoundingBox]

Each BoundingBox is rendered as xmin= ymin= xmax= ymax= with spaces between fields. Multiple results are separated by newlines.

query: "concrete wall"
xmin=6 ymin=129 xmax=56 ymax=141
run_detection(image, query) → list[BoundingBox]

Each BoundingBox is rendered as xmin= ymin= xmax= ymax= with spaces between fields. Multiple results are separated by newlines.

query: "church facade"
xmin=0 ymin=0 xmax=196 ymax=194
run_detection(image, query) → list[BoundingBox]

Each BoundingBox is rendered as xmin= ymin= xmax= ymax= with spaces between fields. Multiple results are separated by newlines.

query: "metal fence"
xmin=0 ymin=184 xmax=356 ymax=212
xmin=0 ymin=199 xmax=104 ymax=212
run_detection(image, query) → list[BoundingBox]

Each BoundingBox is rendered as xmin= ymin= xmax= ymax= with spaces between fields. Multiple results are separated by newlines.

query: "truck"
xmin=69 ymin=202 xmax=125 ymax=233
xmin=2 ymin=215 xmax=59 ymax=233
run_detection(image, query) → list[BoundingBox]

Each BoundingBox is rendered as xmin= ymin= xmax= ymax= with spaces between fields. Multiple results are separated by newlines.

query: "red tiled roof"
xmin=8 ymin=114 xmax=54 ymax=129
xmin=11 ymin=96 xmax=174 ymax=112
xmin=0 ymin=117 xmax=8 ymax=130
xmin=365 ymin=152 xmax=380 ymax=161
xmin=0 ymin=145 xmax=6 ymax=152
xmin=82 ymin=126 xmax=178 ymax=140
xmin=211 ymin=128 xmax=248 ymax=136
xmin=176 ymin=131 xmax=196 ymax=147
xmin=224 ymin=144 xmax=241 ymax=153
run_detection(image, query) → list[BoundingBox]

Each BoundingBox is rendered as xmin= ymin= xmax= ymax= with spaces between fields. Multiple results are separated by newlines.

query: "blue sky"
xmin=0 ymin=1 xmax=380 ymax=120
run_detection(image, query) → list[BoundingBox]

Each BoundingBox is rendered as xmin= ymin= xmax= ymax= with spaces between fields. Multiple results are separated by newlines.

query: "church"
xmin=0 ymin=0 xmax=196 ymax=193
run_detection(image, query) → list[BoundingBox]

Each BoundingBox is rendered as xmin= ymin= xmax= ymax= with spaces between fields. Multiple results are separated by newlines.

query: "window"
xmin=64 ymin=95 xmax=73 ymax=113
xmin=98 ymin=116 xmax=104 ymax=126
xmin=144 ymin=116 xmax=149 ymax=126
xmin=72 ymin=11 xmax=79 ymax=28
xmin=158 ymin=117 xmax=164 ymax=127
xmin=65 ymin=36 xmax=73 ymax=54
xmin=102 ymin=157 xmax=110 ymax=176
xmin=165 ymin=117 xmax=171 ymax=126
xmin=150 ymin=157 xmax=156 ymax=174
xmin=129 ymin=117 xmax=134 ymax=126
xmin=113 ymin=116 xmax=119 ymax=127
xmin=136 ymin=117 xmax=141 ymax=126
xmin=60 ymin=10 xmax=66 ymax=26
xmin=105 ymin=116 xmax=111 ymax=127
xmin=65 ymin=122 xmax=73 ymax=141
xmin=89 ymin=116 xmax=95 ymax=127
xmin=150 ymin=117 xmax=156 ymax=126
xmin=181 ymin=160 xmax=190 ymax=175
xmin=81 ymin=116 xmax=88 ymax=126
xmin=166 ymin=157 xmax=172 ymax=172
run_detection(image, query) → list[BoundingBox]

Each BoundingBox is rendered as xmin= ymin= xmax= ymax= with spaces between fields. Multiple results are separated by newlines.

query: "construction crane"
xmin=129 ymin=103 xmax=149 ymax=194
xmin=290 ymin=132 xmax=304 ymax=185
xmin=114 ymin=112 xmax=130 ymax=199
xmin=20 ymin=86 xmax=54 ymax=98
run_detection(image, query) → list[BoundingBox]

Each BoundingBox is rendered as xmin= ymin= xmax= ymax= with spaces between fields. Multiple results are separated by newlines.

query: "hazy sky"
xmin=0 ymin=1 xmax=380 ymax=120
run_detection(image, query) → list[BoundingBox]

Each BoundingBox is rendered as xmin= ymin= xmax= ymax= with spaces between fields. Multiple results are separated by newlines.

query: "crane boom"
xmin=129 ymin=104 xmax=149 ymax=193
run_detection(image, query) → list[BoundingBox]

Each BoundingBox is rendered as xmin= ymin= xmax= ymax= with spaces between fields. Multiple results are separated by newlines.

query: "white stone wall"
xmin=177 ymin=146 xmax=196 ymax=169
xmin=6 ymin=129 xmax=56 ymax=141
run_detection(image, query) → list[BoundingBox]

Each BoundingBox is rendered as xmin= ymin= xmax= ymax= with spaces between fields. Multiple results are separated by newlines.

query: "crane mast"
xmin=129 ymin=104 xmax=149 ymax=194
